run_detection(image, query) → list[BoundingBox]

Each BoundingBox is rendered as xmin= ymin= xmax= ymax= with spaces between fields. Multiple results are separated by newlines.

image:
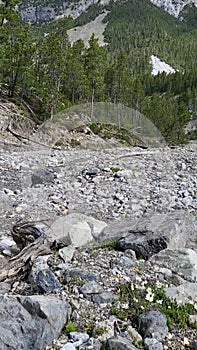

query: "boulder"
xmin=138 ymin=311 xmax=168 ymax=341
xmin=0 ymin=295 xmax=71 ymax=350
xmin=97 ymin=211 xmax=197 ymax=256
xmin=150 ymin=248 xmax=197 ymax=282
xmin=118 ymin=234 xmax=167 ymax=260
xmin=48 ymin=213 xmax=107 ymax=247
xmin=35 ymin=269 xmax=62 ymax=293
xmin=165 ymin=282 xmax=197 ymax=303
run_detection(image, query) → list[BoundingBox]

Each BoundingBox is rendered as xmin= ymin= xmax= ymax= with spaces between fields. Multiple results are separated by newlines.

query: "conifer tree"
xmin=84 ymin=34 xmax=107 ymax=118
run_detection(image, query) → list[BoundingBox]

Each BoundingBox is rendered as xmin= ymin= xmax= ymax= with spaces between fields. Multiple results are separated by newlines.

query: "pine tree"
xmin=84 ymin=34 xmax=107 ymax=118
xmin=0 ymin=1 xmax=34 ymax=97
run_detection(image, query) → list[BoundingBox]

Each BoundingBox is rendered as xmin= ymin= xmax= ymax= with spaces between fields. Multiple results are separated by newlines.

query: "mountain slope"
xmin=18 ymin=0 xmax=197 ymax=23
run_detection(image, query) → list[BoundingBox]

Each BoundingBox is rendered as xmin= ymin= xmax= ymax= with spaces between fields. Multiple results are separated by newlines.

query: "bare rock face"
xmin=18 ymin=0 xmax=100 ymax=23
xmin=150 ymin=0 xmax=197 ymax=17
xmin=0 ymin=295 xmax=71 ymax=350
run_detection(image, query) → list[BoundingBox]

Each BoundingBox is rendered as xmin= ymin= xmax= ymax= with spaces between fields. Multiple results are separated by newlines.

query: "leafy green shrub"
xmin=65 ymin=322 xmax=77 ymax=333
xmin=111 ymin=282 xmax=196 ymax=330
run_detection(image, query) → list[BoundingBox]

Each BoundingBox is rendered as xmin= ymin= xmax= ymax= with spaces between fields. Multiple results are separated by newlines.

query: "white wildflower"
xmin=136 ymin=276 xmax=142 ymax=282
xmin=130 ymin=283 xmax=135 ymax=291
xmin=156 ymin=281 xmax=162 ymax=288
xmin=166 ymin=333 xmax=173 ymax=340
xmin=183 ymin=337 xmax=190 ymax=346
xmin=145 ymin=292 xmax=154 ymax=302
xmin=146 ymin=287 xmax=152 ymax=293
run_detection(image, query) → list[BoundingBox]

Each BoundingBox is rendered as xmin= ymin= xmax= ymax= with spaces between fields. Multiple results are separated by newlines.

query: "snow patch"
xmin=151 ymin=55 xmax=177 ymax=76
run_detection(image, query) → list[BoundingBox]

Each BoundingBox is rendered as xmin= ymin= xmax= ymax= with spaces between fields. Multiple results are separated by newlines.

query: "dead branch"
xmin=5 ymin=122 xmax=60 ymax=149
xmin=0 ymin=221 xmax=51 ymax=282
xmin=16 ymin=94 xmax=41 ymax=124
xmin=0 ymin=237 xmax=51 ymax=282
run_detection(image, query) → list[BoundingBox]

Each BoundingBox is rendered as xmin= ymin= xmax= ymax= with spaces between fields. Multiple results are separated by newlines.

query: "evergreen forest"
xmin=0 ymin=0 xmax=197 ymax=144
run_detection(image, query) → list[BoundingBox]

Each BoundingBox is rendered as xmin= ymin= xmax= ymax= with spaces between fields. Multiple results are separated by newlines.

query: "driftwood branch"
xmin=0 ymin=222 xmax=51 ymax=282
xmin=0 ymin=237 xmax=51 ymax=282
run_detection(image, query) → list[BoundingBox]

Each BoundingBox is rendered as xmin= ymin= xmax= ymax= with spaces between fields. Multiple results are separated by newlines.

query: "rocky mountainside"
xmin=18 ymin=0 xmax=197 ymax=23
xmin=151 ymin=0 xmax=197 ymax=17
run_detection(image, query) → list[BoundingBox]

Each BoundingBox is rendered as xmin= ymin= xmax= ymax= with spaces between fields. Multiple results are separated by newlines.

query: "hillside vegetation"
xmin=0 ymin=0 xmax=196 ymax=145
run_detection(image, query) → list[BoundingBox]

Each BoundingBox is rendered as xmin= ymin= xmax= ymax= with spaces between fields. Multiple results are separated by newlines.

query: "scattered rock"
xmin=36 ymin=269 xmax=62 ymax=293
xmin=92 ymin=291 xmax=117 ymax=304
xmin=60 ymin=343 xmax=76 ymax=350
xmin=0 ymin=282 xmax=11 ymax=294
xmin=127 ymin=326 xmax=142 ymax=346
xmin=144 ymin=337 xmax=163 ymax=350
xmin=0 ymin=139 xmax=197 ymax=350
xmin=80 ymin=281 xmax=104 ymax=296
xmin=69 ymin=331 xmax=89 ymax=346
xmin=31 ymin=168 xmax=56 ymax=186
xmin=64 ymin=268 xmax=99 ymax=283
xmin=59 ymin=246 xmax=76 ymax=262
xmin=150 ymin=249 xmax=197 ymax=282
xmin=188 ymin=315 xmax=197 ymax=327
xmin=115 ymin=256 xmax=136 ymax=268
xmin=138 ymin=311 xmax=168 ymax=341
xmin=165 ymin=282 xmax=197 ymax=303
xmin=193 ymin=340 xmax=197 ymax=350
xmin=107 ymin=335 xmax=138 ymax=349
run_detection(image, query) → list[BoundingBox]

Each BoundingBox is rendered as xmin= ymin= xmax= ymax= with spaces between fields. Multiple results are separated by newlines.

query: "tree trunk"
xmin=90 ymin=80 xmax=95 ymax=120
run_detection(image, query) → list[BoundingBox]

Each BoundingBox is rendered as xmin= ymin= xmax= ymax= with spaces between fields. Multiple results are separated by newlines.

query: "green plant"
xmin=94 ymin=327 xmax=106 ymax=336
xmin=84 ymin=321 xmax=94 ymax=335
xmin=110 ymin=282 xmax=196 ymax=330
xmin=110 ymin=167 xmax=121 ymax=173
xmin=65 ymin=322 xmax=77 ymax=333
xmin=98 ymin=238 xmax=119 ymax=250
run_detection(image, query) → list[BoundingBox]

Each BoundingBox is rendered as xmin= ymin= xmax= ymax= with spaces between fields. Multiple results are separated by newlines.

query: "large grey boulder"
xmin=48 ymin=213 xmax=107 ymax=247
xmin=0 ymin=295 xmax=71 ymax=350
xmin=118 ymin=234 xmax=167 ymax=260
xmin=150 ymin=248 xmax=197 ymax=282
xmin=165 ymin=282 xmax=197 ymax=303
xmin=138 ymin=311 xmax=168 ymax=341
xmin=97 ymin=211 xmax=197 ymax=259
